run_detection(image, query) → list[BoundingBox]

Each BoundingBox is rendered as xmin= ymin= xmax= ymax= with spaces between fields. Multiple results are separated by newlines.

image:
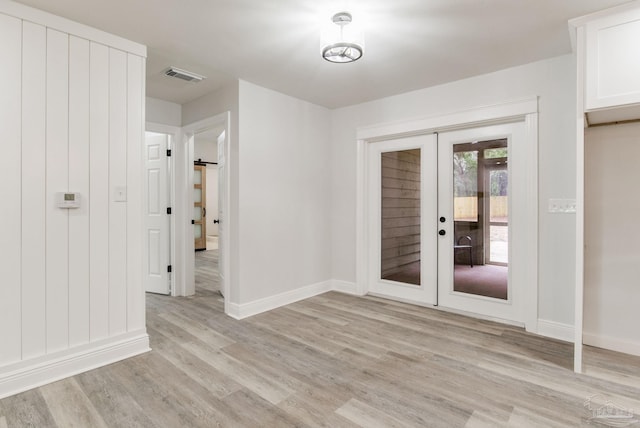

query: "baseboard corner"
xmin=331 ymin=280 xmax=360 ymax=295
xmin=536 ymin=319 xmax=574 ymax=343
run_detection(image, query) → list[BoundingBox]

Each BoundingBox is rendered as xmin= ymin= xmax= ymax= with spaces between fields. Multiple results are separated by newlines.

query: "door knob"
xmin=439 ymin=216 xmax=446 ymax=223
xmin=438 ymin=229 xmax=446 ymax=236
xmin=214 ymin=219 xmax=220 ymax=224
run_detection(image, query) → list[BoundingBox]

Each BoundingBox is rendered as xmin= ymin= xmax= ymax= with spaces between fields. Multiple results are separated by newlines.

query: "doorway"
xmin=193 ymin=128 xmax=222 ymax=295
xmin=181 ymin=113 xmax=230 ymax=313
xmin=366 ymin=120 xmax=533 ymax=326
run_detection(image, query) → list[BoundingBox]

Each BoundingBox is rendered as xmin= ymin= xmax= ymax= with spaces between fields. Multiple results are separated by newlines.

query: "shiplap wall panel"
xmin=0 ymin=3 xmax=148 ymax=397
xmin=89 ymin=42 xmax=110 ymax=341
xmin=127 ymin=54 xmax=145 ymax=331
xmin=68 ymin=36 xmax=91 ymax=347
xmin=0 ymin=14 xmax=23 ymax=366
xmin=45 ymin=29 xmax=70 ymax=353
xmin=21 ymin=21 xmax=47 ymax=360
xmin=109 ymin=48 xmax=129 ymax=336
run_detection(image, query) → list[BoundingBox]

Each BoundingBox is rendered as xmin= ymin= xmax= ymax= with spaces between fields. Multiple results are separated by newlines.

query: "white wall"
xmin=0 ymin=2 xmax=148 ymax=398
xmin=146 ymin=96 xmax=181 ymax=127
xmin=237 ymin=80 xmax=332 ymax=304
xmin=331 ymin=54 xmax=577 ymax=327
xmin=584 ymin=122 xmax=640 ymax=355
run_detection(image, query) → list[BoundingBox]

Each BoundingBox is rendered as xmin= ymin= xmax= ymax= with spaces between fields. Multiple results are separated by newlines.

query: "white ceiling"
xmin=13 ymin=0 xmax=632 ymax=109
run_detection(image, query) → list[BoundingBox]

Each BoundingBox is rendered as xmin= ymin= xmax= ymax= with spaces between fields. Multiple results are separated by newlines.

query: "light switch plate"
xmin=114 ymin=186 xmax=127 ymax=202
xmin=548 ymin=198 xmax=576 ymax=213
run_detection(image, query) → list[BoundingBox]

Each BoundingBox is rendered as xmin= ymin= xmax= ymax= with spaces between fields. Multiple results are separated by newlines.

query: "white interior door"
xmin=217 ymin=131 xmax=227 ymax=297
xmin=437 ymin=122 xmax=525 ymax=323
xmin=367 ymin=134 xmax=438 ymax=305
xmin=144 ymin=132 xmax=170 ymax=295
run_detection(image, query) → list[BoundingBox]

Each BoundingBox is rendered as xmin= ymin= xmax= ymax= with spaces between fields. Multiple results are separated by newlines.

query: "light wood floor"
xmin=1 ymin=251 xmax=639 ymax=427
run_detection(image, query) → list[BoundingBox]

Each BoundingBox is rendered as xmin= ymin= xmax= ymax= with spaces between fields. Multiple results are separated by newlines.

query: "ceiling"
xmin=13 ymin=0 xmax=632 ymax=109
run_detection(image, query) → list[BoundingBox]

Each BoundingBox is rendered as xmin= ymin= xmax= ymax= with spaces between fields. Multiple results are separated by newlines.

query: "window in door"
xmin=380 ymin=149 xmax=422 ymax=286
xmin=452 ymin=140 xmax=508 ymax=300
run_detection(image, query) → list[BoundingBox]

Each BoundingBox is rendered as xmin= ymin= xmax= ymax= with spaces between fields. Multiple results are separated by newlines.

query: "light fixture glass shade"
xmin=322 ymin=42 xmax=363 ymax=63
xmin=321 ymin=12 xmax=364 ymax=63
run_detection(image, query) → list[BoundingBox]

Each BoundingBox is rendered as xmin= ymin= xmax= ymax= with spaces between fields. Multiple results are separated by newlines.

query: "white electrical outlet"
xmin=548 ymin=198 xmax=576 ymax=213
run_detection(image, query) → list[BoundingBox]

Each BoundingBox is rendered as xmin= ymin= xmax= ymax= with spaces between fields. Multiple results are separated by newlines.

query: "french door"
xmin=368 ymin=134 xmax=438 ymax=305
xmin=368 ymin=122 xmax=526 ymax=324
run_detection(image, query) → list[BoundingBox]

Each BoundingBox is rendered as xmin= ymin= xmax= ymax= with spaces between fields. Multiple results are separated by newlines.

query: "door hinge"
xmin=166 ymin=149 xmax=172 ymax=157
xmin=167 ymin=207 xmax=172 ymax=215
xmin=167 ymin=265 xmax=172 ymax=273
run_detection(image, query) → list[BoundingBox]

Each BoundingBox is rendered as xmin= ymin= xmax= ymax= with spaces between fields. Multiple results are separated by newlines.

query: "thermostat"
xmin=57 ymin=192 xmax=80 ymax=208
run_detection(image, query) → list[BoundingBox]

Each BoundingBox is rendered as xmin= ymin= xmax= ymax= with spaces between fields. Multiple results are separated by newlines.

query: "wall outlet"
xmin=548 ymin=198 xmax=576 ymax=213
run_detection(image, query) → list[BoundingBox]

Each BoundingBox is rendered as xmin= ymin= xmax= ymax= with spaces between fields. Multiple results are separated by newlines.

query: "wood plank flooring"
xmin=1 ymin=250 xmax=639 ymax=427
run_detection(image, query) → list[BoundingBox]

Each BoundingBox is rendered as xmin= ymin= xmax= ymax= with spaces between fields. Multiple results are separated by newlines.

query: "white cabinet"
xmin=584 ymin=7 xmax=640 ymax=112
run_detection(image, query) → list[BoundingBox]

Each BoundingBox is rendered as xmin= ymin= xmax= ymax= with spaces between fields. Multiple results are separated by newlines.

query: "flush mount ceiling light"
xmin=321 ymin=12 xmax=364 ymax=63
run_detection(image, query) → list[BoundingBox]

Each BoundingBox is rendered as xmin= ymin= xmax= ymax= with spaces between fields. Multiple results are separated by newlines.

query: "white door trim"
xmin=146 ymin=122 xmax=179 ymax=296
xmin=355 ymin=98 xmax=539 ymax=332
xmin=181 ymin=112 xmax=231 ymax=315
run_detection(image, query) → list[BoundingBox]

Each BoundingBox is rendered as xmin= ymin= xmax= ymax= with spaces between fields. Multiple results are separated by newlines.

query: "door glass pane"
xmin=194 ymin=206 xmax=202 ymax=221
xmin=453 ymin=151 xmax=478 ymax=222
xmin=489 ymin=168 xmax=508 ymax=264
xmin=453 ymin=140 xmax=508 ymax=300
xmin=194 ymin=188 xmax=202 ymax=203
xmin=194 ymin=224 xmax=202 ymax=239
xmin=194 ymin=168 xmax=202 ymax=185
xmin=380 ymin=149 xmax=421 ymax=286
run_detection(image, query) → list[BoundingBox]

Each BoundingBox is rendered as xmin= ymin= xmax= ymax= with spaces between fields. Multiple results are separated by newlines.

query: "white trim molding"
xmin=0 ymin=332 xmax=150 ymax=400
xmin=357 ymin=98 xmax=538 ymax=142
xmin=227 ymin=281 xmax=333 ymax=320
xmin=583 ymin=332 xmax=640 ymax=357
xmin=537 ymin=319 xmax=575 ymax=343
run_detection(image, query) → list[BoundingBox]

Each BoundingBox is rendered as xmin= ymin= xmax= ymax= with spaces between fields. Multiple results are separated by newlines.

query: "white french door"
xmin=367 ymin=134 xmax=438 ymax=305
xmin=368 ymin=121 xmax=528 ymax=324
xmin=437 ymin=122 xmax=525 ymax=323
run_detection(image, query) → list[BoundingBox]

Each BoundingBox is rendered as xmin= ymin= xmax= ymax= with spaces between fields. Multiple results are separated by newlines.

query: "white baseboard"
xmin=226 ymin=280 xmax=333 ymax=320
xmin=331 ymin=280 xmax=360 ymax=295
xmin=0 ymin=331 xmax=150 ymax=400
xmin=536 ymin=319 xmax=574 ymax=343
xmin=583 ymin=332 xmax=640 ymax=357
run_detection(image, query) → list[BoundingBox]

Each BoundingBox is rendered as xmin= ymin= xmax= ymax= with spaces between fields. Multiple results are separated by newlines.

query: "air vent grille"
xmin=163 ymin=67 xmax=206 ymax=83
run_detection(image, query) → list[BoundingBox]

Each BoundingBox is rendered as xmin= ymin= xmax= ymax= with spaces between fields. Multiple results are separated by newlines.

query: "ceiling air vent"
xmin=163 ymin=67 xmax=206 ymax=83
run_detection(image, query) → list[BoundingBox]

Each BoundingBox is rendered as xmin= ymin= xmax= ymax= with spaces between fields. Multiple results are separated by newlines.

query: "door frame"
xmin=181 ymin=112 xmax=231 ymax=313
xmin=355 ymin=98 xmax=539 ymax=332
xmin=146 ymin=122 xmax=178 ymax=296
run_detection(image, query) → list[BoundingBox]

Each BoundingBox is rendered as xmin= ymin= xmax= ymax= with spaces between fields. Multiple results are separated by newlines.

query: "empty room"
xmin=1 ymin=0 xmax=640 ymax=426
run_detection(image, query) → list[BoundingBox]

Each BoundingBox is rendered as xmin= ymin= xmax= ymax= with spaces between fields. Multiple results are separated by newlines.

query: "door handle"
xmin=214 ymin=219 xmax=220 ymax=224
xmin=202 ymin=207 xmax=206 ymax=217
xmin=438 ymin=229 xmax=446 ymax=236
